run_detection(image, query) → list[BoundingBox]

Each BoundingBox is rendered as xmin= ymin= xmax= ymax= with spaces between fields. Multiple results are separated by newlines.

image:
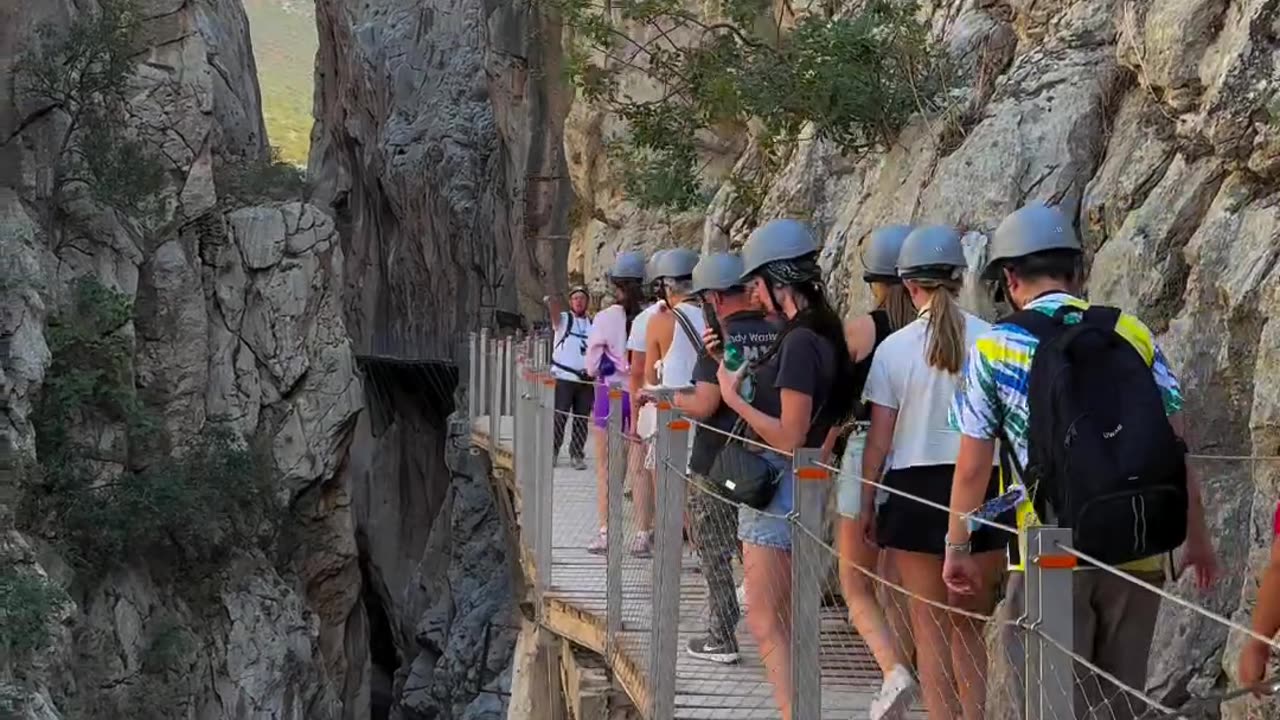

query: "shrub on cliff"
xmin=558 ymin=0 xmax=949 ymax=211
xmin=214 ymin=146 xmax=308 ymax=207
xmin=18 ymin=277 xmax=279 ymax=581
xmin=0 ymin=569 xmax=67 ymax=661
xmin=15 ymin=0 xmax=168 ymax=219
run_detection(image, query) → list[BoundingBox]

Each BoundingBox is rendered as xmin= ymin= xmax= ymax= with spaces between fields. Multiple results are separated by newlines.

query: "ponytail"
xmin=877 ymin=283 xmax=916 ymax=333
xmin=918 ymin=279 xmax=966 ymax=374
xmin=766 ymin=280 xmax=858 ymax=425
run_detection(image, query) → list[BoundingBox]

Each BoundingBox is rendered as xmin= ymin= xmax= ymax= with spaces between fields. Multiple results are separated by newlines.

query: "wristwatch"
xmin=944 ymin=535 xmax=971 ymax=554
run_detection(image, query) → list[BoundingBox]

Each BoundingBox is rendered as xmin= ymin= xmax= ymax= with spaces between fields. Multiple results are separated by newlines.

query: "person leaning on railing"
xmin=943 ymin=202 xmax=1218 ymax=720
xmin=714 ymin=218 xmax=859 ymax=720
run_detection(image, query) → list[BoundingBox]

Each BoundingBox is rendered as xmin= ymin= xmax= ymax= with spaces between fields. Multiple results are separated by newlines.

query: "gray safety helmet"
xmin=691 ymin=253 xmax=745 ymax=294
xmin=609 ymin=251 xmax=646 ymax=281
xmin=896 ymin=224 xmax=966 ymax=280
xmin=644 ymin=249 xmax=670 ymax=284
xmin=983 ymin=202 xmax=1081 ymax=280
xmin=653 ymin=247 xmax=699 ymax=280
xmin=862 ymin=224 xmax=913 ymax=282
xmin=739 ymin=218 xmax=819 ymax=278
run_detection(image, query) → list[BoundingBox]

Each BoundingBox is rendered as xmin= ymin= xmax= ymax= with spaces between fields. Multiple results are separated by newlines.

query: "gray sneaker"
xmin=629 ymin=531 xmax=653 ymax=558
xmin=587 ymin=529 xmax=608 ymax=555
xmin=571 ymin=456 xmax=588 ymax=471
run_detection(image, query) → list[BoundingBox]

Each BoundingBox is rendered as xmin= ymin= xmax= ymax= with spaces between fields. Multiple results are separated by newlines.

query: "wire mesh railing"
xmin=465 ymin=331 xmax=1280 ymax=720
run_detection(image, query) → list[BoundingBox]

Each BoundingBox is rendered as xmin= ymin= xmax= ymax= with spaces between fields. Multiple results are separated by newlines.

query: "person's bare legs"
xmin=949 ymin=550 xmax=1003 ymax=720
xmin=882 ymin=554 xmax=916 ymax=669
xmin=628 ymin=438 xmax=654 ymax=532
xmin=895 ymin=549 xmax=960 ymax=720
xmin=594 ymin=426 xmax=609 ymax=525
xmin=837 ymin=516 xmax=903 ymax=675
xmin=743 ymin=543 xmax=793 ymax=720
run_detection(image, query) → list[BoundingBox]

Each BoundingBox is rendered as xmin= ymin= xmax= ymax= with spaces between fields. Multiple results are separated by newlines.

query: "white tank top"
xmin=659 ymin=303 xmax=705 ymax=389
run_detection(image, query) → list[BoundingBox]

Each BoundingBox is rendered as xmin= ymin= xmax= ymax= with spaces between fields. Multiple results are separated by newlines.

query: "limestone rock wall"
xmin=0 ymin=2 xmax=365 ymax=718
xmin=564 ymin=0 xmax=1280 ymax=715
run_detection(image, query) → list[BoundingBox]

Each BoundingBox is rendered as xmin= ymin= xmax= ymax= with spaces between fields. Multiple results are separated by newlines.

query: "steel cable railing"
xmin=466 ymin=331 xmax=1280 ymax=720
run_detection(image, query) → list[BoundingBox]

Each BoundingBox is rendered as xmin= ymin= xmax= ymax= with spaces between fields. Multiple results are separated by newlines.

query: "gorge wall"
xmin=0 ymin=0 xmax=368 ymax=718
xmin=563 ymin=0 xmax=1280 ymax=716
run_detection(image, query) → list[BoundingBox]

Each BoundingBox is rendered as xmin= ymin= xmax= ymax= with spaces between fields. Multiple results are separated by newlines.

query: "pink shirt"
xmin=585 ymin=304 xmax=630 ymax=384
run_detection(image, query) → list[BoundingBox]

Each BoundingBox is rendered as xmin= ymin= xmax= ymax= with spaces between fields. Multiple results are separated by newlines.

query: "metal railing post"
xmin=535 ymin=352 xmax=556 ymax=598
xmin=488 ymin=339 xmax=501 ymax=450
xmin=1025 ymin=526 xmax=1075 ymax=720
xmin=790 ymin=447 xmax=827 ymax=720
xmin=477 ymin=328 xmax=490 ymax=426
xmin=467 ymin=332 xmax=479 ymax=419
xmin=605 ymin=386 xmax=625 ymax=655
xmin=504 ymin=336 xmax=515 ymax=418
xmin=649 ymin=390 xmax=687 ymax=719
xmin=516 ymin=357 xmax=532 ymax=556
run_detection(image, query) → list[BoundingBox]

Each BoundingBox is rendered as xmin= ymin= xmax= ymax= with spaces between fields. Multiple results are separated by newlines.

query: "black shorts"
xmin=875 ymin=464 xmax=1012 ymax=556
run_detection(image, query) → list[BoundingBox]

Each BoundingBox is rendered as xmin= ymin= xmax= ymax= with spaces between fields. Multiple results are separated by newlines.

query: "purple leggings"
xmin=592 ymin=383 xmax=631 ymax=431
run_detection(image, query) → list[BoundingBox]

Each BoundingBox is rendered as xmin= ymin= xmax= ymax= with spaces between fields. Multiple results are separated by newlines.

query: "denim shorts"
xmin=835 ymin=434 xmax=888 ymax=519
xmin=737 ymin=451 xmax=794 ymax=551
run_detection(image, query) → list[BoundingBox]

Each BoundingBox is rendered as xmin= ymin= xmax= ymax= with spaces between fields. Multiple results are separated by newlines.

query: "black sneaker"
xmin=686 ymin=635 xmax=739 ymax=665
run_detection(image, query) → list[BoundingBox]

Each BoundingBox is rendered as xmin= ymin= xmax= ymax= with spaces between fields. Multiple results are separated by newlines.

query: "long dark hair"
xmin=761 ymin=275 xmax=858 ymax=426
xmin=614 ymin=278 xmax=645 ymax=333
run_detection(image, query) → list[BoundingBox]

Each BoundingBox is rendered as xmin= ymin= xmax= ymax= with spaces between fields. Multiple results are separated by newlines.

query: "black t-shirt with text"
xmin=747 ymin=326 xmax=839 ymax=449
xmin=688 ymin=311 xmax=781 ymax=475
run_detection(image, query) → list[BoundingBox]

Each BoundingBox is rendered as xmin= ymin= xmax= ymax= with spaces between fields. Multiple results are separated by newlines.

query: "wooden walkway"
xmin=473 ymin=415 xmax=892 ymax=719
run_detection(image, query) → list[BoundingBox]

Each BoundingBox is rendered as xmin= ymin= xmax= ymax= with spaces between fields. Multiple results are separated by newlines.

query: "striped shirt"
xmin=949 ymin=292 xmax=1184 ymax=572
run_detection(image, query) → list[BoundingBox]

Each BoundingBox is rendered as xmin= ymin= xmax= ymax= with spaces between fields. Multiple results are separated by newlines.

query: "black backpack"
xmin=1003 ymin=304 xmax=1188 ymax=566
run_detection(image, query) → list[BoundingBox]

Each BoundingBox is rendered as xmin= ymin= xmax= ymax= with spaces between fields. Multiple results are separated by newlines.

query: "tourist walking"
xmin=674 ymin=252 xmax=780 ymax=665
xmin=714 ymin=219 xmax=858 ymax=720
xmin=834 ymin=223 xmax=919 ymax=718
xmin=583 ymin=252 xmax=645 ymax=554
xmin=944 ymin=202 xmax=1218 ymax=720
xmin=861 ymin=225 xmax=1006 ymax=720
xmin=547 ymin=286 xmax=594 ymax=470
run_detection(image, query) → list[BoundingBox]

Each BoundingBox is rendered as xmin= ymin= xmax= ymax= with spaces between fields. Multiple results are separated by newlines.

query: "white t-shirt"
xmin=627 ymin=302 xmax=662 ymax=353
xmin=659 ymin=303 xmax=705 ymax=389
xmin=862 ymin=310 xmax=997 ymax=470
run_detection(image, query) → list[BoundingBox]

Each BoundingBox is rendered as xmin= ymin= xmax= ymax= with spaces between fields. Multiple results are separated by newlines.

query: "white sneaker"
xmin=869 ymin=664 xmax=916 ymax=720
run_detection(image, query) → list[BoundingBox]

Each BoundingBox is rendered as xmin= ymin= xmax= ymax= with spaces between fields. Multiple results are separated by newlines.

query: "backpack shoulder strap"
xmin=554 ymin=311 xmax=571 ymax=349
xmin=672 ymin=305 xmax=705 ymax=358
xmin=999 ymin=308 xmax=1060 ymax=338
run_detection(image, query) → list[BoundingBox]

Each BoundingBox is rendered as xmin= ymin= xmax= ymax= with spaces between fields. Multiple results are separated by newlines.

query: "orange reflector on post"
xmin=667 ymin=419 xmax=691 ymax=431
xmin=1034 ymin=555 xmax=1078 ymax=570
xmin=657 ymin=401 xmax=673 ymax=411
xmin=542 ymin=378 xmax=556 ymax=387
xmin=608 ymin=390 xmax=622 ymax=400
xmin=795 ymin=466 xmax=829 ymax=481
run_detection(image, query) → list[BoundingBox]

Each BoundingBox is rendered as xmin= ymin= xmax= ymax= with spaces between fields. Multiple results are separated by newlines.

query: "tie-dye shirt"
xmin=949 ymin=292 xmax=1183 ymax=572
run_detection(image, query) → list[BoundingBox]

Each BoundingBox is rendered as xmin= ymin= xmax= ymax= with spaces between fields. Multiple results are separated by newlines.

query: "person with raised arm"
xmin=545 ymin=286 xmax=595 ymax=470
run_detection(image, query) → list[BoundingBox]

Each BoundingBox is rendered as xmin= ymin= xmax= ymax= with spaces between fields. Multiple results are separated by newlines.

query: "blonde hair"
xmin=914 ymin=278 xmax=966 ymax=374
xmin=871 ymin=282 xmax=916 ymax=333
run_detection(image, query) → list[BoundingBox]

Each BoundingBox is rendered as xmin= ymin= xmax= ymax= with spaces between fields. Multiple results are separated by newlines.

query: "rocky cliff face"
xmin=0 ymin=1 xmax=365 ymax=718
xmin=308 ymin=0 xmax=559 ymax=716
xmin=565 ymin=0 xmax=1280 ymax=716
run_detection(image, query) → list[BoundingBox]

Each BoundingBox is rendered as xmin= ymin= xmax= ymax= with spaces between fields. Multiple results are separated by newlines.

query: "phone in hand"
xmin=702 ymin=304 xmax=723 ymax=350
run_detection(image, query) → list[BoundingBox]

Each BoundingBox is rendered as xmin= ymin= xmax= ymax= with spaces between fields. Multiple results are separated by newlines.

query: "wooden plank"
xmin=474 ymin=421 xmax=889 ymax=720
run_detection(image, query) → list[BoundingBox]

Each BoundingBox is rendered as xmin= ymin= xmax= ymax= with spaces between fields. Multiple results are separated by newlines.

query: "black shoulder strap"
xmin=869 ymin=309 xmax=893 ymax=348
xmin=672 ymin=305 xmax=705 ymax=358
xmin=999 ymin=308 xmax=1060 ymax=338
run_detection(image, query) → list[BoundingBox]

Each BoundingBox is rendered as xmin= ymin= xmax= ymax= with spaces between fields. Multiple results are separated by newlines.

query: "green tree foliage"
xmin=558 ymin=0 xmax=948 ymax=211
xmin=214 ymin=146 xmax=308 ymax=207
xmin=15 ymin=0 xmax=167 ymax=217
xmin=0 ymin=569 xmax=67 ymax=659
xmin=19 ymin=278 xmax=278 ymax=580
